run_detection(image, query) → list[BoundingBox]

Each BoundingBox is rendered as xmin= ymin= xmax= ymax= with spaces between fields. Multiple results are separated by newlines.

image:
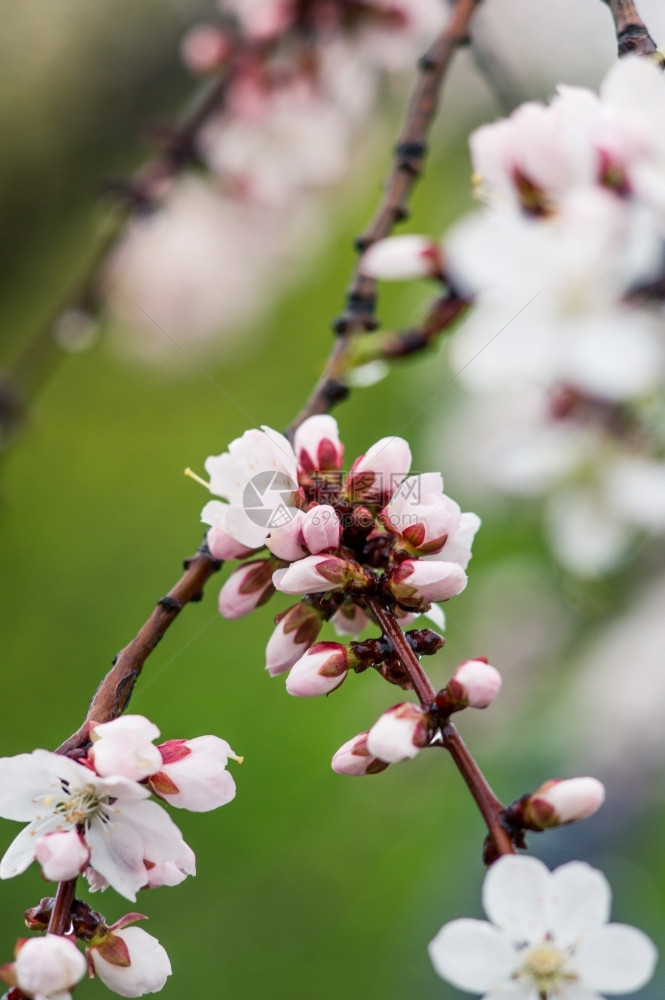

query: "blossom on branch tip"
xmin=428 ymin=855 xmax=657 ymax=999
xmin=34 ymin=829 xmax=90 ymax=882
xmin=285 ymin=642 xmax=352 ymax=697
xmin=0 ymin=750 xmax=188 ymax=901
xmin=381 ymin=473 xmax=464 ymax=555
xmin=446 ymin=659 xmax=502 ymax=710
xmin=523 ymin=777 xmax=606 ymax=830
xmin=345 ymin=436 xmax=412 ymax=502
xmin=331 ymin=732 xmax=389 ymax=777
xmin=359 ymin=234 xmax=443 ymax=280
xmin=367 ymin=703 xmax=431 ymax=763
xmin=147 ymin=736 xmax=240 ymax=812
xmin=1 ymin=935 xmax=87 ymax=1000
xmin=88 ymin=926 xmax=171 ymax=997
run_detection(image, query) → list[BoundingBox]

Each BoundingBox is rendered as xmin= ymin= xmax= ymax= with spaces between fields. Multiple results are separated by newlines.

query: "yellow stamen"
xmin=232 ymin=754 xmax=244 ymax=764
xmin=184 ymin=467 xmax=210 ymax=489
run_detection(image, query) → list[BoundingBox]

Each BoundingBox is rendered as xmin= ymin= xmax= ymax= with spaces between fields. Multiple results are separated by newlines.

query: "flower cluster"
xmin=106 ymin=0 xmax=446 ymax=360
xmin=0 ymin=715 xmax=239 ymax=997
xmin=429 ymin=855 xmax=657 ymax=999
xmin=362 ymin=57 xmax=665 ymax=575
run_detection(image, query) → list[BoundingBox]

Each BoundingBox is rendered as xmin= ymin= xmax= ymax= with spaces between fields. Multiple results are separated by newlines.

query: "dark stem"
xmin=56 ymin=542 xmax=222 ymax=756
xmin=440 ymin=724 xmax=515 ymax=856
xmin=601 ymin=0 xmax=661 ymax=58
xmin=365 ymin=595 xmax=514 ymax=857
xmin=285 ymin=0 xmax=481 ymax=439
xmin=46 ymin=878 xmax=78 ymax=936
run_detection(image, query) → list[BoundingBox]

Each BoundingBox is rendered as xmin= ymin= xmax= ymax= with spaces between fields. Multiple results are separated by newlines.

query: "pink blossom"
xmin=346 ymin=436 xmax=411 ymax=502
xmin=447 ymin=659 xmax=502 ymax=709
xmin=10 ymin=935 xmax=86 ymax=1000
xmin=90 ymin=715 xmax=162 ymax=781
xmin=202 ymin=507 xmax=257 ymax=560
xmin=88 ymin=926 xmax=171 ymax=997
xmin=331 ymin=732 xmax=389 ymax=776
xmin=381 ymin=473 xmax=462 ymax=555
xmin=144 ymin=844 xmax=196 ymax=889
xmin=301 ymin=505 xmax=342 ymax=554
xmin=34 ymin=830 xmax=90 ymax=882
xmin=265 ymin=603 xmax=324 ymax=676
xmin=367 ymin=703 xmax=431 ymax=763
xmin=388 ymin=559 xmax=467 ymax=609
xmin=265 ymin=510 xmax=307 ymax=562
xmin=525 ymin=777 xmax=606 ymax=830
xmin=293 ymin=415 xmax=344 ymax=473
xmin=360 ymin=234 xmax=442 ymax=280
xmin=285 ymin=642 xmax=350 ymax=697
xmin=217 ymin=560 xmax=277 ymax=619
xmin=180 ymin=23 xmax=230 ymax=75
xmin=331 ymin=603 xmax=371 ymax=637
xmin=273 ymin=554 xmax=365 ymax=595
xmin=148 ymin=736 xmax=239 ymax=812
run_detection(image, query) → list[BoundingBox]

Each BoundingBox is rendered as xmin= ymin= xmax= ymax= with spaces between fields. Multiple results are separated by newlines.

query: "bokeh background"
xmin=1 ymin=2 xmax=664 ymax=998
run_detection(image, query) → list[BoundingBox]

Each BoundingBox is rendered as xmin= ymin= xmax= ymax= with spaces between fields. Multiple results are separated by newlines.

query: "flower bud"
xmin=273 ymin=554 xmax=367 ymax=595
xmin=265 ymin=510 xmax=307 ymax=562
xmin=388 ymin=559 xmax=467 ymax=609
xmin=331 ymin=732 xmax=389 ymax=776
xmin=447 ymin=659 xmax=502 ymax=709
xmin=367 ymin=703 xmax=431 ymax=763
xmin=35 ymin=830 xmax=90 ymax=882
xmin=265 ymin=602 xmax=324 ymax=676
xmin=148 ymin=736 xmax=239 ymax=812
xmin=201 ymin=501 xmax=257 ymax=559
xmin=524 ymin=777 xmax=606 ymax=830
xmin=286 ymin=642 xmax=353 ymax=697
xmin=381 ymin=473 xmax=462 ymax=555
xmin=217 ymin=560 xmax=276 ymax=619
xmin=11 ymin=935 xmax=86 ymax=999
xmin=360 ymin=235 xmax=443 ymax=281
xmin=180 ymin=23 xmax=230 ymax=75
xmin=301 ymin=505 xmax=342 ymax=554
xmin=90 ymin=715 xmax=162 ymax=781
xmin=294 ymin=415 xmax=344 ymax=472
xmin=88 ymin=926 xmax=171 ymax=997
xmin=345 ymin=437 xmax=412 ymax=502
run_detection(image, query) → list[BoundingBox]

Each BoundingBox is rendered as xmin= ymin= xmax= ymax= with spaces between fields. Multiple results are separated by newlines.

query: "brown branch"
xmin=46 ymin=878 xmax=77 ymax=936
xmin=601 ymin=0 xmax=661 ymax=59
xmin=56 ymin=543 xmax=221 ymax=756
xmin=365 ymin=596 xmax=436 ymax=704
xmin=285 ymin=0 xmax=481 ymax=439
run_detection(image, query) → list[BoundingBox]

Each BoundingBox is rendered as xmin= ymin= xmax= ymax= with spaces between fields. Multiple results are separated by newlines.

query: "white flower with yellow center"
xmin=428 ymin=855 xmax=657 ymax=999
xmin=0 ymin=749 xmax=188 ymax=901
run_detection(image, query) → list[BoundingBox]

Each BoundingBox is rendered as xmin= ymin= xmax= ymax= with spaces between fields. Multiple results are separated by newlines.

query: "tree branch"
xmin=601 ymin=0 xmax=661 ymax=59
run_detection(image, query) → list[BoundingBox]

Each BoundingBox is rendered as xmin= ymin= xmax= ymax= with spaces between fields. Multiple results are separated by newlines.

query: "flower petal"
xmin=116 ymin=800 xmax=187 ymax=861
xmin=428 ymin=918 xmax=517 ymax=991
xmin=575 ymin=923 xmax=658 ymax=994
xmin=0 ymin=752 xmax=59 ymax=821
xmin=482 ymin=855 xmax=549 ymax=943
xmin=545 ymin=862 xmax=611 ymax=946
xmin=87 ymin=818 xmax=146 ymax=902
xmin=1 ymin=819 xmax=58 ymax=878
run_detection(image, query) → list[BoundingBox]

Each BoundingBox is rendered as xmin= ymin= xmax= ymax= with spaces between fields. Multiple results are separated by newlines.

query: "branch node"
xmin=158 ymin=595 xmax=184 ymax=612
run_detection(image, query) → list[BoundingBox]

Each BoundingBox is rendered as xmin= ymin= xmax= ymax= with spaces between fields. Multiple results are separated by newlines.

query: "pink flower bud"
xmin=301 ymin=505 xmax=342 ymax=554
xmin=294 ymin=415 xmax=344 ymax=472
xmin=88 ymin=927 xmax=171 ymax=997
xmin=34 ymin=830 xmax=90 ymax=882
xmin=381 ymin=473 xmax=462 ymax=555
xmin=273 ymin=554 xmax=366 ymax=595
xmin=285 ymin=642 xmax=351 ymax=697
xmin=331 ymin=603 xmax=370 ymax=636
xmin=331 ymin=732 xmax=389 ymax=776
xmin=144 ymin=844 xmax=196 ymax=888
xmin=180 ymin=24 xmax=230 ymax=75
xmin=367 ymin=703 xmax=431 ymax=763
xmin=265 ymin=602 xmax=324 ymax=676
xmin=13 ymin=935 xmax=86 ymax=999
xmin=447 ymin=659 xmax=502 ymax=709
xmin=148 ymin=736 xmax=239 ymax=812
xmin=346 ymin=437 xmax=412 ymax=502
xmin=266 ymin=510 xmax=307 ymax=562
xmin=217 ymin=560 xmax=276 ymax=619
xmin=90 ymin=715 xmax=162 ymax=781
xmin=388 ymin=559 xmax=467 ymax=609
xmin=524 ymin=777 xmax=606 ymax=830
xmin=360 ymin=235 xmax=443 ymax=280
xmin=201 ymin=501 xmax=258 ymax=559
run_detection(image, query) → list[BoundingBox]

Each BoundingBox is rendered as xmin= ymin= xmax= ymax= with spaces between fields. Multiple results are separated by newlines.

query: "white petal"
xmin=575 ymin=923 xmax=658 ymax=994
xmin=86 ymin=817 xmax=146 ymax=902
xmin=422 ymin=603 xmax=446 ymax=629
xmin=480 ymin=985 xmax=535 ymax=1000
xmin=428 ymin=918 xmax=517 ymax=991
xmin=1 ymin=819 xmax=57 ymax=878
xmin=117 ymin=800 xmax=187 ymax=861
xmin=482 ymin=855 xmax=549 ymax=943
xmin=92 ymin=927 xmax=171 ymax=998
xmin=545 ymin=862 xmax=610 ymax=946
xmin=0 ymin=752 xmax=58 ymax=821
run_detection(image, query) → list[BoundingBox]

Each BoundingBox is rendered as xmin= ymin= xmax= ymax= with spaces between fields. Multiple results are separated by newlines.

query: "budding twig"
xmin=46 ymin=878 xmax=78 ymax=937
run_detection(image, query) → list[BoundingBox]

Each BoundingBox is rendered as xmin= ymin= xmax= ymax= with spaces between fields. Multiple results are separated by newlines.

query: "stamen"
xmin=184 ymin=467 xmax=211 ymax=490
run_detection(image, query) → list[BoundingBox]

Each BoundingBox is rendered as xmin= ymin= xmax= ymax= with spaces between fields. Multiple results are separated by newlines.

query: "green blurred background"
xmin=0 ymin=3 xmax=662 ymax=997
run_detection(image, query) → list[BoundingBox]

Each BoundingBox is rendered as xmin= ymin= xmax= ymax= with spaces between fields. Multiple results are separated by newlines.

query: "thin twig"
xmin=47 ymin=878 xmax=78 ymax=936
xmin=601 ymin=0 xmax=661 ymax=59
xmin=285 ymin=0 xmax=481 ymax=439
